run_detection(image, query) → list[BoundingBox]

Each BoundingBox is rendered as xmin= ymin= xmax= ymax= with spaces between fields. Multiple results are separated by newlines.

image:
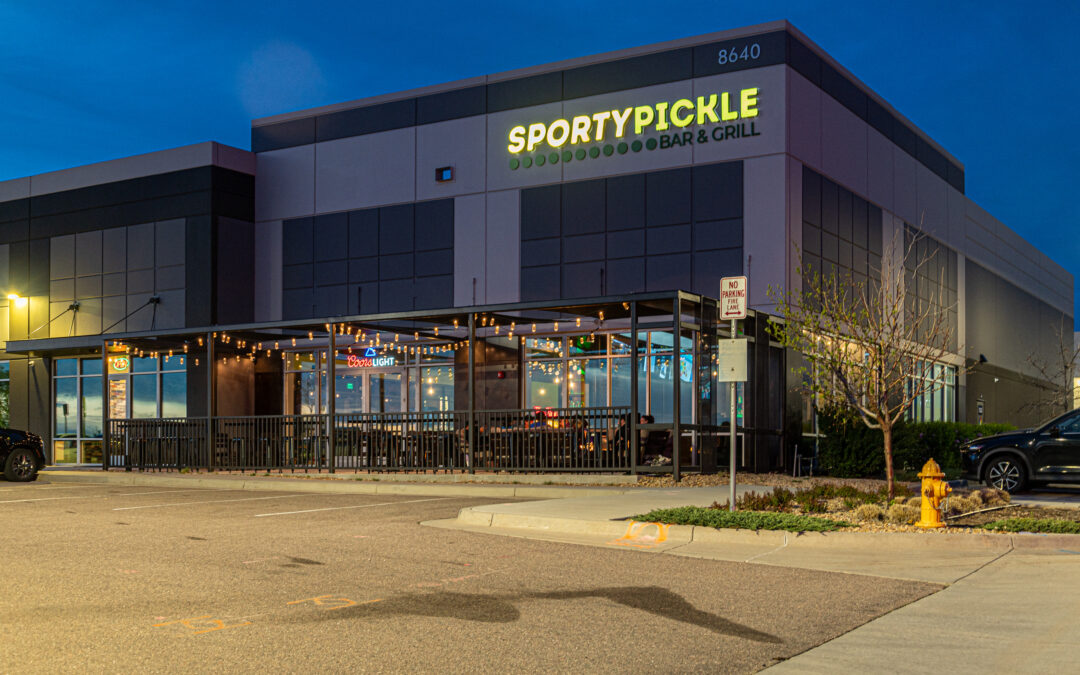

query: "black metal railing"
xmin=105 ymin=407 xmax=633 ymax=473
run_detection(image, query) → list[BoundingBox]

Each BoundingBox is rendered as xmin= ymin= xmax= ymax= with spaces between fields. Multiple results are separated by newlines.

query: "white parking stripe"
xmin=0 ymin=495 xmax=103 ymax=504
xmin=254 ymin=497 xmax=453 ymax=517
xmin=0 ymin=487 xmax=235 ymax=504
xmin=26 ymin=484 xmax=104 ymax=490
xmin=111 ymin=489 xmax=233 ymax=497
xmin=113 ymin=494 xmax=317 ymax=511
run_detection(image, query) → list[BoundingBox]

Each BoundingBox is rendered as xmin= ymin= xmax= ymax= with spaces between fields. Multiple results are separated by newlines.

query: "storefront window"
xmin=53 ymin=357 xmax=103 ymax=464
xmin=526 ymin=361 xmax=563 ymax=409
xmin=421 ymin=366 xmax=454 ymax=412
xmin=568 ymin=358 xmax=607 ymax=408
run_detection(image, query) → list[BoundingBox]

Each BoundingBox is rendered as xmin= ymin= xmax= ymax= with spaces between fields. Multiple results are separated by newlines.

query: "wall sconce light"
xmin=7 ymin=293 xmax=27 ymax=309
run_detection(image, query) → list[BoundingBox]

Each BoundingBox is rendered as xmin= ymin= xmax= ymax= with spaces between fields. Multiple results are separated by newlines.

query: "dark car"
xmin=962 ymin=408 xmax=1080 ymax=493
xmin=1 ymin=428 xmax=45 ymax=482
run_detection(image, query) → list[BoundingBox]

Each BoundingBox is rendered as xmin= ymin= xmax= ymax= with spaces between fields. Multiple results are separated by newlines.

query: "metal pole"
xmin=672 ymin=295 xmax=681 ymax=483
xmin=102 ymin=339 xmax=109 ymax=472
xmin=327 ymin=326 xmax=336 ymax=473
xmin=629 ymin=300 xmax=639 ymax=474
xmin=729 ymin=318 xmax=737 ymax=512
xmin=207 ymin=332 xmax=215 ymax=472
xmin=467 ymin=312 xmax=476 ymax=474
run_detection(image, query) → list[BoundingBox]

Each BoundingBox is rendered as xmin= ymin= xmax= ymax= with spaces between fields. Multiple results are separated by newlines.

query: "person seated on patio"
xmin=611 ymin=412 xmax=632 ymax=457
xmin=527 ymin=410 xmax=547 ymax=429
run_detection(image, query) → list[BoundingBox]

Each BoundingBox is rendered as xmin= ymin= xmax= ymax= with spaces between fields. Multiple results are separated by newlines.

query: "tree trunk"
xmin=883 ymin=424 xmax=895 ymax=500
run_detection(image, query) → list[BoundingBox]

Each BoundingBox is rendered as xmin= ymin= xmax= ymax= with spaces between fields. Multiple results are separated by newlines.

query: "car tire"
xmin=3 ymin=448 xmax=39 ymax=482
xmin=983 ymin=455 xmax=1027 ymax=494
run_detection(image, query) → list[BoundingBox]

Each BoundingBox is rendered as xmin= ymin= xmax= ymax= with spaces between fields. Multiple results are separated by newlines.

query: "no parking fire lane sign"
xmin=720 ymin=276 xmax=747 ymax=320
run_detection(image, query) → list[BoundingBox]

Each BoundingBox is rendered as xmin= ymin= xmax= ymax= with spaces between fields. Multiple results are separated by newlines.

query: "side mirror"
xmin=1048 ymin=426 xmax=1061 ymax=437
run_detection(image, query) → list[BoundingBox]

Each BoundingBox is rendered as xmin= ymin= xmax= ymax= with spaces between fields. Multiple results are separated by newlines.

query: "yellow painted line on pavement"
xmin=113 ymin=494 xmax=317 ymax=511
xmin=253 ymin=496 xmax=454 ymax=517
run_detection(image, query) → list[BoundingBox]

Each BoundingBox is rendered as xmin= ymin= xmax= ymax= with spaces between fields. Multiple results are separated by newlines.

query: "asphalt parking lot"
xmin=0 ymin=480 xmax=938 ymax=673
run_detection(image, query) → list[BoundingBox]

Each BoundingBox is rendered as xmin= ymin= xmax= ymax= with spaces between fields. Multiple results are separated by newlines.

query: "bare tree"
xmin=768 ymin=228 xmax=960 ymax=498
xmin=1023 ymin=316 xmax=1077 ymax=418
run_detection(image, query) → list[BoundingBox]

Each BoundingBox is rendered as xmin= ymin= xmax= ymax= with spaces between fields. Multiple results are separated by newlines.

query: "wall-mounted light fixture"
xmin=6 ymin=293 xmax=27 ymax=308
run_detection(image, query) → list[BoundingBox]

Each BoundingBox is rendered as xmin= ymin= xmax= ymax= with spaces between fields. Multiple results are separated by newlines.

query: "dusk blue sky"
xmin=2 ymin=2 xmax=1077 ymax=319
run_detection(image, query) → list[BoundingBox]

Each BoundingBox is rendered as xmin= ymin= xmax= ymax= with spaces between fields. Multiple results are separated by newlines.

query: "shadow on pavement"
xmin=295 ymin=586 xmax=782 ymax=644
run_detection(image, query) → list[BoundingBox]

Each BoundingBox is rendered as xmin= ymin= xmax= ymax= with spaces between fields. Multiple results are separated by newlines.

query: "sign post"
xmin=720 ymin=276 xmax=748 ymax=512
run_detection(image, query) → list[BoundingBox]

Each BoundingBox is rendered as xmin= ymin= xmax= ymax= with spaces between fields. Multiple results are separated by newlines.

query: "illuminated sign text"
xmin=507 ymin=88 xmax=759 ymax=154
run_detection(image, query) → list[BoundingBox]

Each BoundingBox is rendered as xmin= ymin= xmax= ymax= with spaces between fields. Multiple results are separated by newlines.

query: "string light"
xmin=576 ymin=317 xmax=581 ymax=327
xmin=453 ymin=319 xmax=459 ymax=328
xmin=531 ymin=324 xmax=536 ymax=333
xmin=291 ymin=337 xmax=297 ymax=346
xmin=553 ymin=322 xmax=559 ymax=332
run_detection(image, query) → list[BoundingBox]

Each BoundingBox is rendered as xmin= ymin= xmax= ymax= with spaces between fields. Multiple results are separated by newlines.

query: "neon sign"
xmin=107 ymin=355 xmax=130 ymax=373
xmin=507 ymin=88 xmax=759 ymax=154
xmin=345 ymin=347 xmax=397 ymax=368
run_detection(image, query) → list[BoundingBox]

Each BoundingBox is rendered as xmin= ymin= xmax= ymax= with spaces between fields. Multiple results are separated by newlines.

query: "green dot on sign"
xmin=589 ymin=146 xmax=600 ymax=158
xmin=523 ymin=156 xmax=533 ymax=168
xmin=575 ymin=148 xmax=586 ymax=160
xmin=603 ymin=144 xmax=614 ymax=156
xmin=549 ymin=152 xmax=559 ymax=164
xmin=563 ymin=150 xmax=573 ymax=162
xmin=617 ymin=142 xmax=628 ymax=154
xmin=535 ymin=154 xmax=545 ymax=166
xmin=631 ymin=140 xmax=643 ymax=152
xmin=509 ymin=158 xmax=520 ymax=170
xmin=645 ymin=138 xmax=657 ymax=150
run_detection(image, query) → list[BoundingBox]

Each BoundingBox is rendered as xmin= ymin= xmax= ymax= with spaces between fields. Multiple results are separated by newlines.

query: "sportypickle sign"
xmin=506 ymin=88 xmax=761 ymax=167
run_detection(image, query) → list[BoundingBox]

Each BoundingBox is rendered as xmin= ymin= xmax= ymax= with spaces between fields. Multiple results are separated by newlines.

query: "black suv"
xmin=962 ymin=408 xmax=1080 ymax=493
xmin=0 ymin=428 xmax=45 ymax=482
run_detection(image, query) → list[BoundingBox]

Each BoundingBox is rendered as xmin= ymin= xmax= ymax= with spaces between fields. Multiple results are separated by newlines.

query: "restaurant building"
xmin=0 ymin=20 xmax=1071 ymax=475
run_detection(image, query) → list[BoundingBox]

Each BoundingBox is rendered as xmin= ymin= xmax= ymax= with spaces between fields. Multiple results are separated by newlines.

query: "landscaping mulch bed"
xmin=948 ymin=505 xmax=1080 ymax=527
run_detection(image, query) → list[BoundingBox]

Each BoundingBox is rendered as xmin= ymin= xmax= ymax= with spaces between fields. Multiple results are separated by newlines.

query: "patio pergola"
xmin=83 ymin=290 xmax=742 ymax=479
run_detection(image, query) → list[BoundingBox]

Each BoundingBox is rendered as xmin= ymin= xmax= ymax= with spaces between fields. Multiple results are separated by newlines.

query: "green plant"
xmin=982 ymin=518 xmax=1080 ymax=534
xmin=817 ymin=407 xmax=1014 ymax=478
xmin=634 ymin=506 xmax=851 ymax=532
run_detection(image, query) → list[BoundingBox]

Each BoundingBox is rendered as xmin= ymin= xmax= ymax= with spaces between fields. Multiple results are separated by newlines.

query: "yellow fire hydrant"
xmin=915 ymin=458 xmax=951 ymax=529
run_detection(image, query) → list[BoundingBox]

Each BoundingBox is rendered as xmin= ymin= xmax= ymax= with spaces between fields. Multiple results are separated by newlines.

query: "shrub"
xmin=982 ymin=518 xmax=1080 ymax=534
xmin=816 ymin=407 xmax=1014 ymax=478
xmin=854 ymin=503 xmax=885 ymax=522
xmin=886 ymin=503 xmax=919 ymax=525
xmin=634 ymin=506 xmax=851 ymax=532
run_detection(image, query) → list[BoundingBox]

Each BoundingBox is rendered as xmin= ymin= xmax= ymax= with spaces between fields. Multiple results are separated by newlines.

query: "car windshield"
xmin=1036 ymin=410 xmax=1080 ymax=432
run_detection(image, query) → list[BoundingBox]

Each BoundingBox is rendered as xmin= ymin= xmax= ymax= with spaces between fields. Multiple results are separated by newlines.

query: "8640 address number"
xmin=718 ymin=43 xmax=761 ymax=65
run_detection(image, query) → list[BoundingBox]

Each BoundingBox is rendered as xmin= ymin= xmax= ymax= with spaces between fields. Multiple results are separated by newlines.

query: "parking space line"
xmin=0 ymin=495 xmax=106 ymax=504
xmin=113 ymin=494 xmax=318 ymax=511
xmin=112 ymin=489 xmax=236 ymax=497
xmin=253 ymin=497 xmax=454 ymax=517
xmin=0 ymin=488 xmax=231 ymax=504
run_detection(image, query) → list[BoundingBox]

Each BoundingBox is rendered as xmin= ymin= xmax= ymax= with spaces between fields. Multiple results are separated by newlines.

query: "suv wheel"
xmin=984 ymin=455 xmax=1026 ymax=494
xmin=3 ymin=448 xmax=39 ymax=482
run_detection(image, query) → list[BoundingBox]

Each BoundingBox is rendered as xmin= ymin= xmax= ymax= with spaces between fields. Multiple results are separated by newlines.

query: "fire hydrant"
xmin=915 ymin=458 xmax=951 ymax=529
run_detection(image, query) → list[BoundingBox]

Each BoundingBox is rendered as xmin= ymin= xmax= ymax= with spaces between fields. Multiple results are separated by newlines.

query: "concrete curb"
xmin=38 ymin=470 xmax=633 ymax=499
xmin=452 ymin=507 xmax=1080 ymax=552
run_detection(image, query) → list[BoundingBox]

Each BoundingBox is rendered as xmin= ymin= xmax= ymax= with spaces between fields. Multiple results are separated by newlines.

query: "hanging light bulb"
xmin=599 ymin=311 xmax=605 ymax=321
xmin=576 ymin=317 xmax=581 ymax=327
xmin=194 ymin=358 xmax=199 ymax=366
xmin=291 ymin=337 xmax=297 ymax=346
xmin=453 ymin=318 xmax=459 ymax=328
xmin=308 ymin=331 xmax=314 ymax=340
xmin=554 ymin=322 xmax=559 ymax=332
xmin=434 ymin=326 xmax=439 ymax=336
xmin=531 ymin=324 xmax=536 ymax=333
